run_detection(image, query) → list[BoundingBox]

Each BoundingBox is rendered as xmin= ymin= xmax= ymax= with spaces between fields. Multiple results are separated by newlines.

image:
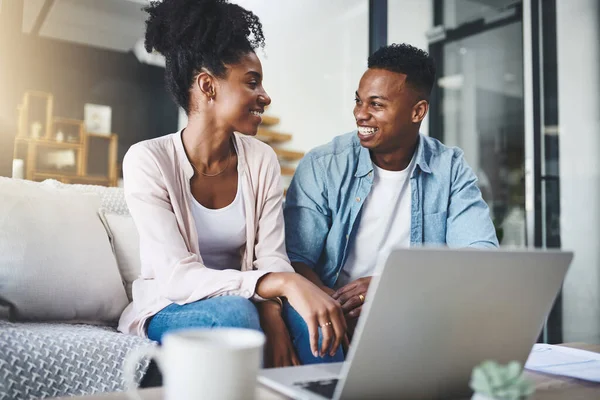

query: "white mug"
xmin=124 ymin=328 xmax=265 ymax=400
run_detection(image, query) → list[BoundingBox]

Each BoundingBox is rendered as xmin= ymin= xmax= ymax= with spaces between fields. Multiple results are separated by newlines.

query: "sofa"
xmin=0 ymin=177 xmax=153 ymax=400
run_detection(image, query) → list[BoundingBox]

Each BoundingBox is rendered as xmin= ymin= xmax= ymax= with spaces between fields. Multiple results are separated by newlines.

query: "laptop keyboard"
xmin=294 ymin=378 xmax=339 ymax=399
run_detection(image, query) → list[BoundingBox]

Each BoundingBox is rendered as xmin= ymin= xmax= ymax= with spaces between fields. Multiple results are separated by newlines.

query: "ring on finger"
xmin=320 ymin=321 xmax=333 ymax=328
xmin=358 ymin=293 xmax=365 ymax=303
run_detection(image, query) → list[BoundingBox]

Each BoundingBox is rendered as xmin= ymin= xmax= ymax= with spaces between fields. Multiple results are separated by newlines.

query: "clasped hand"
xmin=332 ymin=276 xmax=372 ymax=319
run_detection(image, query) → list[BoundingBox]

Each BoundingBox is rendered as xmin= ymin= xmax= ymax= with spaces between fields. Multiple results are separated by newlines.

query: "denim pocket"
xmin=423 ymin=211 xmax=447 ymax=244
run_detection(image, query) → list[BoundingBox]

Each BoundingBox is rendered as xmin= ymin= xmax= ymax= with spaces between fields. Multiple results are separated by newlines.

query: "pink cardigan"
xmin=118 ymin=131 xmax=293 ymax=336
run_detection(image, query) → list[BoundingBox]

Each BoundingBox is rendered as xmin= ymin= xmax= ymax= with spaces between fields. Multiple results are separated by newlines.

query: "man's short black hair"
xmin=144 ymin=0 xmax=265 ymax=113
xmin=368 ymin=43 xmax=436 ymax=100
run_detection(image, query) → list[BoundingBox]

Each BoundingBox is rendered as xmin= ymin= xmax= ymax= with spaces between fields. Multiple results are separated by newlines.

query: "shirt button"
xmin=356 ymin=197 xmax=361 ymax=202
xmin=346 ymin=234 xmax=349 ymax=240
xmin=368 ymin=172 xmax=373 ymax=177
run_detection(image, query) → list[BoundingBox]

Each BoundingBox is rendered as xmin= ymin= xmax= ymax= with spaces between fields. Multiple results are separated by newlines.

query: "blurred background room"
xmin=1 ymin=0 xmax=598 ymax=345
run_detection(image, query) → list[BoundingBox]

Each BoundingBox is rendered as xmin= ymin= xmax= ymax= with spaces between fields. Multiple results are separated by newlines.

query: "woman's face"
xmin=214 ymin=52 xmax=271 ymax=136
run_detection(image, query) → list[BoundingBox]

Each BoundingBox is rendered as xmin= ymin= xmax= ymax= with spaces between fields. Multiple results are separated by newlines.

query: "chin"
xmin=358 ymin=138 xmax=379 ymax=150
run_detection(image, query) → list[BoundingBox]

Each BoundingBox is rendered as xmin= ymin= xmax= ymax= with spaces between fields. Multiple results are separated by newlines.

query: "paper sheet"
xmin=525 ymin=344 xmax=600 ymax=382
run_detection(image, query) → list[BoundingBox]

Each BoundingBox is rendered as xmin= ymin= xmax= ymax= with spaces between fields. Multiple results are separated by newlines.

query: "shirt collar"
xmin=354 ymin=132 xmax=432 ymax=177
xmin=174 ymin=129 xmax=195 ymax=179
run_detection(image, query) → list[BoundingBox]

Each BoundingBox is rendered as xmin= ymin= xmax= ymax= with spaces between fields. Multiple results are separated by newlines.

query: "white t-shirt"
xmin=191 ymin=177 xmax=246 ymax=271
xmin=335 ymin=156 xmax=416 ymax=289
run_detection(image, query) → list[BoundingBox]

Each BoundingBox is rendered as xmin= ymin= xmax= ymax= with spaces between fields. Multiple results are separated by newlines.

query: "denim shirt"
xmin=284 ymin=131 xmax=499 ymax=288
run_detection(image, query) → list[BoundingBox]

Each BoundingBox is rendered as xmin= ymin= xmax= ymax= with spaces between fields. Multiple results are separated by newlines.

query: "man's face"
xmin=353 ymin=68 xmax=421 ymax=153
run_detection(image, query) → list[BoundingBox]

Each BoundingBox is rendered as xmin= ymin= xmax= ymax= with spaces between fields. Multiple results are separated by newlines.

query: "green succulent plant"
xmin=470 ymin=361 xmax=534 ymax=400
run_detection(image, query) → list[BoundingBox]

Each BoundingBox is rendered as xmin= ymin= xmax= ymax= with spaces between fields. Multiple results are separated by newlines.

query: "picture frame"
xmin=84 ymin=103 xmax=112 ymax=135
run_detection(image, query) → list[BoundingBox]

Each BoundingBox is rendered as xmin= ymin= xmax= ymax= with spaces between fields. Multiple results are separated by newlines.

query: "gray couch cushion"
xmin=0 ymin=321 xmax=154 ymax=400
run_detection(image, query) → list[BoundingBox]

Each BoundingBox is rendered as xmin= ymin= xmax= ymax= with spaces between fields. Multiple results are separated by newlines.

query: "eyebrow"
xmin=246 ymin=71 xmax=262 ymax=80
xmin=355 ymin=91 xmax=389 ymax=101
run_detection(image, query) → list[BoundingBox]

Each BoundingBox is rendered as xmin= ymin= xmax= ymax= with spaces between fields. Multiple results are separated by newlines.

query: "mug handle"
xmin=123 ymin=345 xmax=161 ymax=400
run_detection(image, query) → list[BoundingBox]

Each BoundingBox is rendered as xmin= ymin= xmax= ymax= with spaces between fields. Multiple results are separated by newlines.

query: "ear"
xmin=196 ymin=71 xmax=216 ymax=101
xmin=411 ymin=100 xmax=429 ymax=124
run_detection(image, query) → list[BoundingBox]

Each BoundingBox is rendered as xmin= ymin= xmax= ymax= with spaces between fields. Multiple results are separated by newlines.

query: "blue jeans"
xmin=147 ymin=296 xmax=262 ymax=342
xmin=281 ymin=299 xmax=344 ymax=365
xmin=146 ymin=296 xmax=344 ymax=365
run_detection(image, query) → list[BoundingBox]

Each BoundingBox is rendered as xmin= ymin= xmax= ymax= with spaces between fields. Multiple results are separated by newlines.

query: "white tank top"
xmin=191 ymin=176 xmax=246 ymax=271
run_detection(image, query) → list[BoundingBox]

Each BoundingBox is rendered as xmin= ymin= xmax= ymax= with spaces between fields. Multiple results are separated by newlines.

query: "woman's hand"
xmin=256 ymin=272 xmax=347 ymax=359
xmin=257 ymin=301 xmax=301 ymax=368
xmin=284 ymin=275 xmax=347 ymax=358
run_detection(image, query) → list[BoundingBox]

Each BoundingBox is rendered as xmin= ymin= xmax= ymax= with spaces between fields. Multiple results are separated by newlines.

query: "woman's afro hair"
xmin=144 ymin=0 xmax=266 ymax=112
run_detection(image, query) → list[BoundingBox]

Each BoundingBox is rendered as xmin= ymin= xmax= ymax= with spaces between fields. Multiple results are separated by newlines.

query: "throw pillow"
xmin=100 ymin=211 xmax=141 ymax=302
xmin=0 ymin=178 xmax=129 ymax=323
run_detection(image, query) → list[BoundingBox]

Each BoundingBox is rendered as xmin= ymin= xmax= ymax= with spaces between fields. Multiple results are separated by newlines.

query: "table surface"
xmin=53 ymin=343 xmax=600 ymax=400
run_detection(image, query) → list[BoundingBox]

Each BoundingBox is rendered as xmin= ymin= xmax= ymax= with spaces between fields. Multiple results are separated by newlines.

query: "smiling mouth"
xmin=250 ymin=110 xmax=263 ymax=117
xmin=358 ymin=126 xmax=378 ymax=136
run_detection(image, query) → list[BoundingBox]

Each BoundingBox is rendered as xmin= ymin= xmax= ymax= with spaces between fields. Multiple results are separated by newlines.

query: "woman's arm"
xmin=251 ymin=149 xmax=346 ymax=358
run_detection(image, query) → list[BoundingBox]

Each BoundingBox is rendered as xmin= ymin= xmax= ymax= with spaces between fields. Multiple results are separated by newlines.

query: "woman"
xmin=118 ymin=0 xmax=345 ymax=367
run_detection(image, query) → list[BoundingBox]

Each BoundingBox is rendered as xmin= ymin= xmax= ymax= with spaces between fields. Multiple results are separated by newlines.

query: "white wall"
xmin=387 ymin=0 xmax=433 ymax=135
xmin=181 ymin=1 xmax=436 ymax=151
xmin=178 ymin=1 xmax=369 ymax=153
xmin=238 ymin=0 xmax=369 ymax=154
xmin=556 ymin=0 xmax=600 ymax=343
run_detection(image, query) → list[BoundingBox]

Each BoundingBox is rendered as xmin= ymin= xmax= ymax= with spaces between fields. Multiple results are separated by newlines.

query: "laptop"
xmin=259 ymin=247 xmax=573 ymax=400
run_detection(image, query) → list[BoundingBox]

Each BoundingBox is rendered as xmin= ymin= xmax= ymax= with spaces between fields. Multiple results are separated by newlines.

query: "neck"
xmin=371 ymin=133 xmax=419 ymax=171
xmin=182 ymin=113 xmax=233 ymax=168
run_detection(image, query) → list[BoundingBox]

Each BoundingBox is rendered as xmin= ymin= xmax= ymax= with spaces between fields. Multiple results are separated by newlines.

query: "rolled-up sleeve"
xmin=284 ymin=154 xmax=332 ymax=268
xmin=446 ymin=151 xmax=499 ymax=248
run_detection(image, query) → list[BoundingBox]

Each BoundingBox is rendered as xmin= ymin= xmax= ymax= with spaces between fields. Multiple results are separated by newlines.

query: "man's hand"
xmin=257 ymin=300 xmax=301 ymax=368
xmin=332 ymin=277 xmax=372 ymax=319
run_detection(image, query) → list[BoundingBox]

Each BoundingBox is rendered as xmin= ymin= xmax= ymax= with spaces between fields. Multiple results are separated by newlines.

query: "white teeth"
xmin=250 ymin=111 xmax=263 ymax=116
xmin=358 ymin=127 xmax=378 ymax=135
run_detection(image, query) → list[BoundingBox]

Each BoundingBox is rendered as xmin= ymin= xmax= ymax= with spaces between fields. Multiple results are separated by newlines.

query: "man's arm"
xmin=446 ymin=151 xmax=499 ymax=248
xmin=284 ymin=153 xmax=333 ymax=282
xmin=256 ymin=300 xmax=300 ymax=367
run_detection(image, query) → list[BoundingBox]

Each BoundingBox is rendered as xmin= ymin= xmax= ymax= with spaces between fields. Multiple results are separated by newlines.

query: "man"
xmin=284 ymin=43 xmax=498 ymax=339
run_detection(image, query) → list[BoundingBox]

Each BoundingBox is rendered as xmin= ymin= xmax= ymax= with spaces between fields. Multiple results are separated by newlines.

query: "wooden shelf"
xmin=31 ymin=173 xmax=113 ymax=186
xmin=280 ymin=166 xmax=295 ymax=176
xmin=53 ymin=117 xmax=84 ymax=125
xmin=13 ymin=90 xmax=120 ymax=188
xmin=18 ymin=91 xmax=53 ymax=140
xmin=256 ymin=128 xmax=292 ymax=144
xmin=15 ymin=137 xmax=82 ymax=149
xmin=86 ymin=132 xmax=114 ymax=138
xmin=260 ymin=115 xmax=280 ymax=126
xmin=32 ymin=172 xmax=74 ymax=182
xmin=52 ymin=117 xmax=85 ymax=144
xmin=274 ymin=147 xmax=304 ymax=161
